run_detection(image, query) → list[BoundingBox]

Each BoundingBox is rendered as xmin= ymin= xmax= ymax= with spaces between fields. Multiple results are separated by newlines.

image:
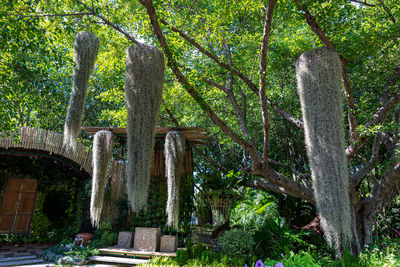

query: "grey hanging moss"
xmin=296 ymin=48 xmax=354 ymax=254
xmin=64 ymin=31 xmax=99 ymax=150
xmin=90 ymin=130 xmax=114 ymax=228
xmin=125 ymin=43 xmax=164 ymax=212
xmin=165 ymin=131 xmax=186 ymax=229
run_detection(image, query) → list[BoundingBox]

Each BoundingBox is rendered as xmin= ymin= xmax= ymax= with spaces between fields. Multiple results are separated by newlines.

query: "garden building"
xmin=0 ymin=126 xmax=207 ymax=238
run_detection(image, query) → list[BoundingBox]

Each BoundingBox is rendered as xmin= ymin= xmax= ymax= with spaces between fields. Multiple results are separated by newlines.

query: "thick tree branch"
xmin=259 ymin=0 xmax=277 ymax=166
xmin=351 ymin=134 xmax=380 ymax=187
xmin=202 ymin=77 xmax=260 ymax=156
xmin=346 ymin=92 xmax=400 ymax=159
xmin=139 ymin=0 xmax=262 ymax=165
xmin=295 ymin=0 xmax=359 ymax=143
xmin=245 ymin=168 xmax=315 ymax=204
xmin=365 ymin=92 xmax=400 ymax=129
xmin=244 ymin=178 xmax=294 ymax=197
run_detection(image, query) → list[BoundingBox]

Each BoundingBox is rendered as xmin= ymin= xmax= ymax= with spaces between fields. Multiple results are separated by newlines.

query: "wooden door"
xmin=0 ymin=178 xmax=37 ymax=233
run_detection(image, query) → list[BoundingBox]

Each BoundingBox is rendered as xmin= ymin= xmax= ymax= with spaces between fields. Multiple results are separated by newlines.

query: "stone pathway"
xmin=0 ymin=243 xmax=55 ymax=266
xmin=0 ymin=244 xmax=146 ymax=266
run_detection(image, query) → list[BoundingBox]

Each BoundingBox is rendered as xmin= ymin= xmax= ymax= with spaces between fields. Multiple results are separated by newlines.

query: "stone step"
xmin=89 ymin=255 xmax=149 ymax=265
xmin=20 ymin=264 xmax=55 ymax=267
xmin=0 ymin=255 xmax=37 ymax=262
xmin=0 ymin=258 xmax=45 ymax=266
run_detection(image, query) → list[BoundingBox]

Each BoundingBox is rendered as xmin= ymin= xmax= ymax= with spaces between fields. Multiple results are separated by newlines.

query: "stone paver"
xmin=11 ymin=252 xmax=33 ymax=257
xmin=0 ymin=258 xmax=44 ymax=266
xmin=0 ymin=255 xmax=37 ymax=262
xmin=0 ymin=243 xmax=55 ymax=266
xmin=89 ymin=255 xmax=149 ymax=265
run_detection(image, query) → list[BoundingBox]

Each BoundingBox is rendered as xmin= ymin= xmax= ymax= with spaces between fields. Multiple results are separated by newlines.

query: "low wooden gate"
xmin=0 ymin=178 xmax=37 ymax=234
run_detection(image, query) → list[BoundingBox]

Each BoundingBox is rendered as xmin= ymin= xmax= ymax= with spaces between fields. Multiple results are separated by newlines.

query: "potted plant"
xmin=197 ymin=168 xmax=242 ymax=227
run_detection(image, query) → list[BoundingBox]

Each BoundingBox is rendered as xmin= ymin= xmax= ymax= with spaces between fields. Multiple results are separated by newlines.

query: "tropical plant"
xmin=253 ymin=217 xmax=310 ymax=259
xmin=230 ymin=188 xmax=278 ymax=231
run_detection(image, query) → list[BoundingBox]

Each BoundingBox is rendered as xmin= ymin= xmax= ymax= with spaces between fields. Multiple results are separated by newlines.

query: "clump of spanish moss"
xmin=64 ymin=31 xmax=99 ymax=151
xmin=296 ymin=48 xmax=354 ymax=255
xmin=165 ymin=131 xmax=186 ymax=229
xmin=90 ymin=130 xmax=114 ymax=227
xmin=125 ymin=43 xmax=164 ymax=212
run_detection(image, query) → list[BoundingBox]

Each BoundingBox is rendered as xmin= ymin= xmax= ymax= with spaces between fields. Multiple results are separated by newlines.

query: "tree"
xmin=4 ymin=0 xmax=400 ymax=255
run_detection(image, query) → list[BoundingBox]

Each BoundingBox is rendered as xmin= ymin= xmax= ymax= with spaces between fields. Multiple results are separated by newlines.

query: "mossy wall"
xmin=127 ymin=147 xmax=194 ymax=233
xmin=0 ymin=155 xmax=89 ymax=241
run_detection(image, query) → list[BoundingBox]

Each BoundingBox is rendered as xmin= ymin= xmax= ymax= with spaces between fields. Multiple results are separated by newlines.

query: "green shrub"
xmin=65 ymin=246 xmax=99 ymax=260
xmin=283 ymin=251 xmax=320 ymax=267
xmin=219 ymin=229 xmax=255 ymax=259
xmin=358 ymin=238 xmax=400 ymax=267
xmin=200 ymin=249 xmax=216 ymax=263
xmin=254 ymin=217 xmax=309 ymax=259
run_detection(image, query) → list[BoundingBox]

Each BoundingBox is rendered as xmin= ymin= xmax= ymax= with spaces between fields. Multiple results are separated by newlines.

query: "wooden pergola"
xmin=81 ymin=126 xmax=209 ymax=145
xmin=82 ymin=126 xmax=209 ymax=222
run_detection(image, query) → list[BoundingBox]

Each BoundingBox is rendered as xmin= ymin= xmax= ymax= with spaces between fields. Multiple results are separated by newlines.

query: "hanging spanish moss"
xmin=125 ymin=43 xmax=164 ymax=212
xmin=64 ymin=31 xmax=99 ymax=151
xmin=90 ymin=130 xmax=114 ymax=227
xmin=296 ymin=48 xmax=354 ymax=255
xmin=165 ymin=131 xmax=186 ymax=229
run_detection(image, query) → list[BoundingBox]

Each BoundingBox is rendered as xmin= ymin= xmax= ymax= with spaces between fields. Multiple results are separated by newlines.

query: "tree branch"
xmin=259 ymin=0 xmax=277 ymax=166
xmin=268 ymin=158 xmax=310 ymax=181
xmin=159 ymin=18 xmax=259 ymax=94
xmin=159 ymin=17 xmax=303 ymax=129
xmin=350 ymin=0 xmax=376 ymax=7
xmin=377 ymin=0 xmax=397 ymax=25
xmin=180 ymin=0 xmax=197 ymax=30
xmin=9 ymin=11 xmax=92 ymax=18
xmin=76 ymin=0 xmax=138 ymax=43
xmin=244 ymin=170 xmax=315 ymax=205
xmin=163 ymin=102 xmax=181 ymax=127
xmin=202 ymin=77 xmax=260 ymax=156
xmin=367 ymin=143 xmax=400 ymax=207
xmin=192 ymin=146 xmax=229 ymax=174
xmin=351 ymin=134 xmax=380 ymax=187
xmin=380 ymin=63 xmax=400 ymax=105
